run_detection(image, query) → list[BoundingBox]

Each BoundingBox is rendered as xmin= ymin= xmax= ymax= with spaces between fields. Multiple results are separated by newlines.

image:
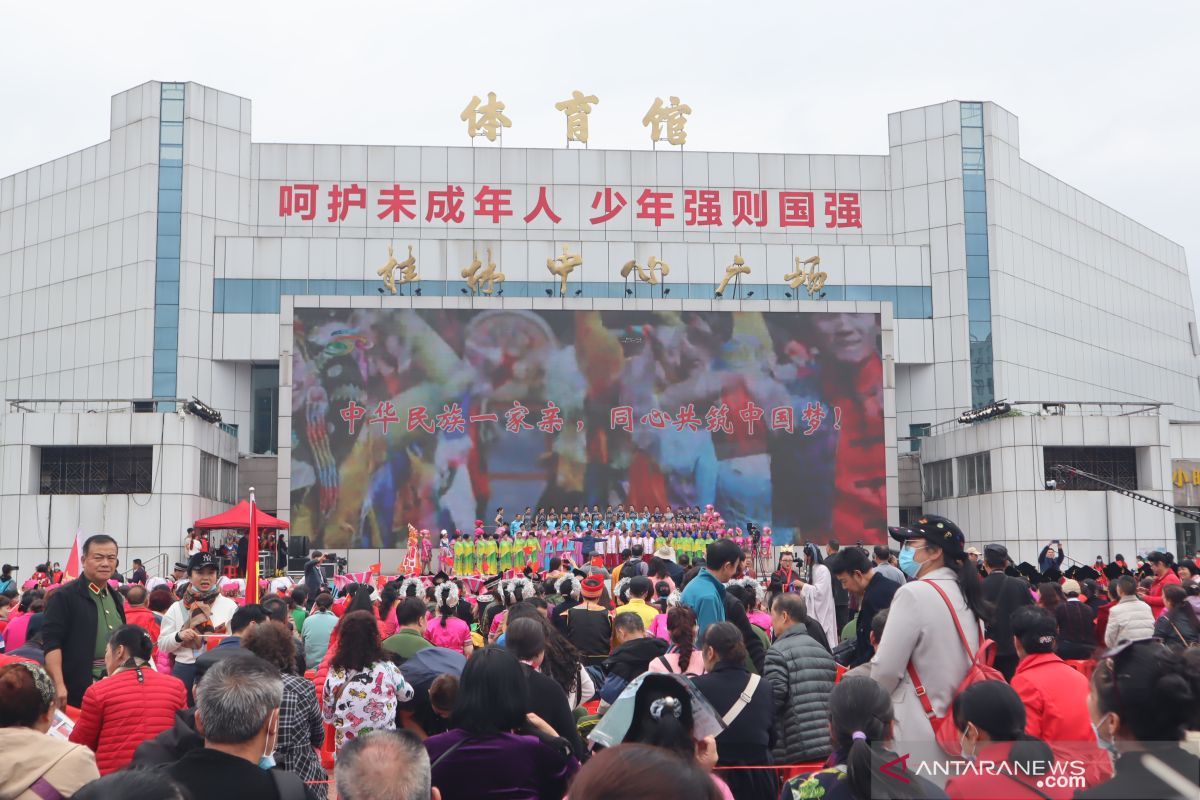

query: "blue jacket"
xmin=680 ymin=568 xmax=726 ymax=639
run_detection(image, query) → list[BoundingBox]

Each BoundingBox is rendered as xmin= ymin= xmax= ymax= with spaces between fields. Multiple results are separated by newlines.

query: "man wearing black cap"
xmin=873 ymin=516 xmax=989 ymax=747
xmin=980 ymin=543 xmax=1033 ymax=680
xmin=158 ymin=552 xmax=240 ymax=702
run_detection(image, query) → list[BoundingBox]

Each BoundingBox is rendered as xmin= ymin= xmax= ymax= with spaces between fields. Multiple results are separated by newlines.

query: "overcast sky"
xmin=3 ymin=1 xmax=1197 ymax=306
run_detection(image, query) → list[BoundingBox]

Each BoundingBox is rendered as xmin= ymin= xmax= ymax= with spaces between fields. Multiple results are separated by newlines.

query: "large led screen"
xmin=289 ymin=307 xmax=885 ymax=547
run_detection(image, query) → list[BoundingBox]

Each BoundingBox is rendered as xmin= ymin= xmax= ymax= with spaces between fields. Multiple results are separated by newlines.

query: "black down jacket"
xmin=764 ymin=624 xmax=836 ymax=763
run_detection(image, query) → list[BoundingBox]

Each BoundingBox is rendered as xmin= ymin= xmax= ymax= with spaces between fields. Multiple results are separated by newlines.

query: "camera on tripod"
xmin=746 ymin=521 xmax=762 ymax=543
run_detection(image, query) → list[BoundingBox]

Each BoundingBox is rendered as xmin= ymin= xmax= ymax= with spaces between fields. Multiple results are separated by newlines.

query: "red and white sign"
xmin=274 ymin=183 xmax=866 ymax=231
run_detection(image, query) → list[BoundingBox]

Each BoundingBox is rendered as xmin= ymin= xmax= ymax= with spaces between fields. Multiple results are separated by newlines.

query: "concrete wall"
xmin=922 ymin=413 xmax=1174 ymax=565
xmin=0 ymin=409 xmax=238 ymax=571
xmin=238 ymin=454 xmax=278 ymax=513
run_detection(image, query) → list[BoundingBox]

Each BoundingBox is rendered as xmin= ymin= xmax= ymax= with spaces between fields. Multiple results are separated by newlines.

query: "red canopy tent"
xmin=194 ymin=495 xmax=288 ymax=603
xmin=193 ymin=501 xmax=289 ymax=532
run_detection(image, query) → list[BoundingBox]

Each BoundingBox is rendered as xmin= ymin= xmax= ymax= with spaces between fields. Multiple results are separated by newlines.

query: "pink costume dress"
xmin=425 ymin=616 xmax=471 ymax=653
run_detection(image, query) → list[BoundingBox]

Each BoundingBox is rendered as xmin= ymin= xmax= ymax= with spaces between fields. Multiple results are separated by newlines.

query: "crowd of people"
xmin=0 ymin=516 xmax=1199 ymax=800
xmin=404 ymin=503 xmax=778 ymax=577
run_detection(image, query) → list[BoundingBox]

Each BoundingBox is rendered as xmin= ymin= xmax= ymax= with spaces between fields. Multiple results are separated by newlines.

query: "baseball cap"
xmin=1061 ymin=579 xmax=1082 ymax=595
xmin=172 ymin=562 xmax=188 ymax=572
xmin=890 ymin=515 xmax=966 ymax=558
xmin=966 ymin=546 xmax=981 ymax=557
xmin=188 ymin=552 xmax=218 ymax=573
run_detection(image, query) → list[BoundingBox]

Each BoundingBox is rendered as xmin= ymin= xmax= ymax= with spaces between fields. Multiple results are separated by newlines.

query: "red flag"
xmin=63 ymin=529 xmax=83 ymax=582
xmin=246 ymin=498 xmax=260 ymax=604
xmin=368 ymin=563 xmax=381 ymax=575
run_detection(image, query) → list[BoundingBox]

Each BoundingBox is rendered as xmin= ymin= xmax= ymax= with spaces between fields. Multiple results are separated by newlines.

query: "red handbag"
xmin=905 ymin=579 xmax=1003 ymax=756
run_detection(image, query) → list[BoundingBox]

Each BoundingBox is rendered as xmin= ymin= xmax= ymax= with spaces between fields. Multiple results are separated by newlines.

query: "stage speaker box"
xmin=290 ymin=535 xmax=310 ymax=559
xmin=288 ymin=556 xmax=308 ymax=572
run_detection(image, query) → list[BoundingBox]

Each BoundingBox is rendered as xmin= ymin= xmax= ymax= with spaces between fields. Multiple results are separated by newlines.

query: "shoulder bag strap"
xmin=570 ymin=671 xmax=582 ymax=707
xmin=1167 ymin=617 xmax=1190 ymax=647
xmin=430 ymin=735 xmax=473 ymax=769
xmin=657 ymin=654 xmax=675 ymax=673
xmin=905 ymin=660 xmax=936 ymax=719
xmin=905 ymin=580 xmax=977 ymax=720
xmin=921 ymin=579 xmax=977 ymax=658
xmin=330 ymin=668 xmax=362 ymax=707
xmin=721 ymin=673 xmax=762 ymax=726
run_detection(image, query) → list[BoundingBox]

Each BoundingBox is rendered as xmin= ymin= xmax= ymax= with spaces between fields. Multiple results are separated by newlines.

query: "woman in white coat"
xmin=801 ymin=543 xmax=838 ymax=646
xmin=871 ymin=516 xmax=990 ymax=761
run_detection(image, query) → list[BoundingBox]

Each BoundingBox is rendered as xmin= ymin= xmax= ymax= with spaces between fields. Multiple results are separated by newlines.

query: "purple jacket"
xmin=424 ymin=728 xmax=578 ymax=800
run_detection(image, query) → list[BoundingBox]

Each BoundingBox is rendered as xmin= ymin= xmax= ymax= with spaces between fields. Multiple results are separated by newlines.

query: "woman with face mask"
xmin=242 ymin=622 xmax=327 ymax=799
xmin=1076 ymin=639 xmax=1200 ymax=799
xmin=944 ymin=681 xmax=1062 ymax=799
xmin=870 ymin=516 xmax=992 ymax=765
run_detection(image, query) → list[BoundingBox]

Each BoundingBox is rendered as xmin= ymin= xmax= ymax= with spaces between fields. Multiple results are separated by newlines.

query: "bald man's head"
xmin=335 ymin=730 xmax=436 ymax=800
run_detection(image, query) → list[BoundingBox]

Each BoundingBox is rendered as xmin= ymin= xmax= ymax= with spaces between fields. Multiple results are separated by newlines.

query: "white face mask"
xmin=959 ymin=724 xmax=977 ymax=761
xmin=1091 ymin=712 xmax=1119 ymax=759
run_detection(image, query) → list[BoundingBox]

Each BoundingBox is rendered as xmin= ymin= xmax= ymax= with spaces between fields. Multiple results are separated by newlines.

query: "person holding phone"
xmin=303 ymin=551 xmax=328 ymax=601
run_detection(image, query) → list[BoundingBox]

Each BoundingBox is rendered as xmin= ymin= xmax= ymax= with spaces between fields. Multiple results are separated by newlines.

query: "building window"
xmin=909 ymin=422 xmax=931 ymax=452
xmin=923 ymin=459 xmax=954 ymax=501
xmin=960 ymin=101 xmax=994 ymax=408
xmin=200 ymin=452 xmax=239 ymax=503
xmin=957 ymin=452 xmax=992 ymax=496
xmin=1044 ymin=447 xmax=1138 ymax=491
xmin=39 ymin=447 xmax=153 ymax=495
xmin=153 ymin=83 xmax=186 ymax=409
xmin=212 ymin=278 xmax=935 ymax=319
xmin=251 ymin=364 xmax=280 ymax=454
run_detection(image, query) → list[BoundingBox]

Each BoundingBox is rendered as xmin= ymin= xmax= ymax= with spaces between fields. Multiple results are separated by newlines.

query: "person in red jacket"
xmin=122 ymin=585 xmax=161 ymax=656
xmin=1093 ymin=582 xmax=1120 ymax=646
xmin=1008 ymin=606 xmax=1112 ymax=788
xmin=946 ymin=681 xmax=1073 ymax=800
xmin=69 ymin=624 xmax=186 ymax=774
xmin=1137 ymin=552 xmax=1181 ymax=618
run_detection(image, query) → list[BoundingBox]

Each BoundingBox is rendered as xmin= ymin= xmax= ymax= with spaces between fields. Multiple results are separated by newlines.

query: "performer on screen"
xmin=497 ymin=529 xmax=513 ymax=576
xmin=419 ymin=529 xmax=432 ymax=574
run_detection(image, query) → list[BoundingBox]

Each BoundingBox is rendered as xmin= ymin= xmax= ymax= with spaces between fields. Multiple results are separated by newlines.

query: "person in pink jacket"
xmin=425 ymin=582 xmax=473 ymax=656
